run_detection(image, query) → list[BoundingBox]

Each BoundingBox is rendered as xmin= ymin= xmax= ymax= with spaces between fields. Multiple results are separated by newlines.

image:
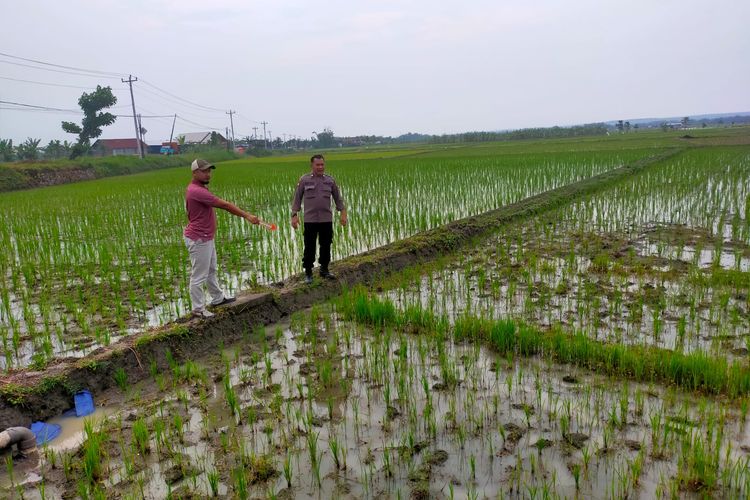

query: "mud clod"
xmin=565 ymin=432 xmax=590 ymax=449
xmin=503 ymin=422 xmax=526 ymax=444
xmin=425 ymin=449 xmax=449 ymax=466
xmin=386 ymin=405 xmax=401 ymax=419
xmin=625 ymin=439 xmax=642 ymax=451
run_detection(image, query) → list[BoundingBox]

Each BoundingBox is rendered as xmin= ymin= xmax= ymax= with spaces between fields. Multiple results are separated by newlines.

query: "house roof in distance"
xmin=92 ymin=138 xmax=147 ymax=149
xmin=178 ymin=132 xmax=227 ymax=144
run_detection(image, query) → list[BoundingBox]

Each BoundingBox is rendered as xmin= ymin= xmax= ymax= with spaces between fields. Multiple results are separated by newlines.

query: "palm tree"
xmin=17 ymin=138 xmax=42 ymax=160
xmin=0 ymin=139 xmax=14 ymax=162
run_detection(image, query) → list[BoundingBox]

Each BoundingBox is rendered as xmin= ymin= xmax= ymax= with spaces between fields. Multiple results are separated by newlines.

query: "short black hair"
xmin=310 ymin=154 xmax=325 ymax=163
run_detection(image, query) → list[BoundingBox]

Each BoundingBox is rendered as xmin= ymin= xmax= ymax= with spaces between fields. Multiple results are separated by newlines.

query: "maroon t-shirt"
xmin=184 ymin=180 xmax=219 ymax=241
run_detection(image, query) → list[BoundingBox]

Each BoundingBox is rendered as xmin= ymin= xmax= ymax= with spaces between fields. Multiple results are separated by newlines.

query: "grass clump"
xmin=337 ymin=288 xmax=750 ymax=396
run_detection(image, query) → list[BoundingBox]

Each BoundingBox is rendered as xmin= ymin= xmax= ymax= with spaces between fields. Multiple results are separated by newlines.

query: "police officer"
xmin=291 ymin=154 xmax=347 ymax=283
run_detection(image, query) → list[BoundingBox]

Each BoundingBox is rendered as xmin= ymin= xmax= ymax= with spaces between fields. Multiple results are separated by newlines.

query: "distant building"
xmin=177 ymin=132 xmax=228 ymax=147
xmin=90 ymin=138 xmax=149 ymax=156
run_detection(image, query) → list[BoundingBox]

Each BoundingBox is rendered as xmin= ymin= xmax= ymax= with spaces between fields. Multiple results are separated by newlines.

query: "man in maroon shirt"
xmin=291 ymin=154 xmax=347 ymax=283
xmin=185 ymin=159 xmax=260 ymax=318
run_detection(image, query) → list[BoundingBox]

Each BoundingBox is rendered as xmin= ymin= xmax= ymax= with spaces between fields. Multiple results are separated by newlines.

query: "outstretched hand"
xmin=246 ymin=214 xmax=260 ymax=225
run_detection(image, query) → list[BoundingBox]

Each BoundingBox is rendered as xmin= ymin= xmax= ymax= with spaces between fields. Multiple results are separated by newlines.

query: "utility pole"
xmin=122 ymin=75 xmax=144 ymax=159
xmin=137 ymin=113 xmax=145 ymax=148
xmin=268 ymin=130 xmax=273 ymax=150
xmin=169 ymin=114 xmax=177 ymax=144
xmin=261 ymin=121 xmax=268 ymax=149
xmin=226 ymin=110 xmax=236 ymax=149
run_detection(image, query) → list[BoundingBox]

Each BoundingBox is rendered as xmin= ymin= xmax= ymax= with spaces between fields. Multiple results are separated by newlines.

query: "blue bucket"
xmin=74 ymin=390 xmax=94 ymax=417
xmin=30 ymin=422 xmax=62 ymax=445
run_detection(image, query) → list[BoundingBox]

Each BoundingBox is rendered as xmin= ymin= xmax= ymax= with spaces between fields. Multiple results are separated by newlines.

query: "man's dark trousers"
xmin=303 ymin=222 xmax=333 ymax=271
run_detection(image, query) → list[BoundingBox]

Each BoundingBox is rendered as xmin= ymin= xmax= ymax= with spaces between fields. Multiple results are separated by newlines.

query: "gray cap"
xmin=191 ymin=159 xmax=215 ymax=171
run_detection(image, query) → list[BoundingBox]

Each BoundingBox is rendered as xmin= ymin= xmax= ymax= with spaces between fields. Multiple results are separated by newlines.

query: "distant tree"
xmin=681 ymin=116 xmax=690 ymax=127
xmin=62 ymin=85 xmax=118 ymax=159
xmin=176 ymin=134 xmax=186 ymax=146
xmin=624 ymin=121 xmax=631 ymax=133
xmin=44 ymin=139 xmax=72 ymax=159
xmin=0 ymin=139 xmax=14 ymax=162
xmin=208 ymin=131 xmax=221 ymax=147
xmin=633 ymin=124 xmax=639 ymax=132
xmin=702 ymin=122 xmax=707 ymax=128
xmin=16 ymin=138 xmax=42 ymax=160
xmin=661 ymin=122 xmax=669 ymax=132
xmin=616 ymin=120 xmax=624 ymax=133
xmin=315 ymin=128 xmax=336 ymax=148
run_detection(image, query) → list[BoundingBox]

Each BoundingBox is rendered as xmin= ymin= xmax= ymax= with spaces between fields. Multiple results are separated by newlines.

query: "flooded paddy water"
xmin=4 ymin=308 xmax=750 ymax=499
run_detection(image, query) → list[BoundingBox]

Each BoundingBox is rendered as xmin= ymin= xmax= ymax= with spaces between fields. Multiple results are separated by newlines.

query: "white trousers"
xmin=184 ymin=237 xmax=225 ymax=312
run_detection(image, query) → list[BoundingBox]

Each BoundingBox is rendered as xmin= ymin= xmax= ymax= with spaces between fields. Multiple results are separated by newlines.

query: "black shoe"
xmin=305 ymin=269 xmax=314 ymax=284
xmin=210 ymin=296 xmax=236 ymax=307
xmin=319 ymin=268 xmax=336 ymax=280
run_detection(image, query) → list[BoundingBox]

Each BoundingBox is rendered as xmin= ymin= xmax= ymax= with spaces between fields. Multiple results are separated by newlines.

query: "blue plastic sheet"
xmin=30 ymin=422 xmax=61 ymax=445
xmin=74 ymin=390 xmax=94 ymax=417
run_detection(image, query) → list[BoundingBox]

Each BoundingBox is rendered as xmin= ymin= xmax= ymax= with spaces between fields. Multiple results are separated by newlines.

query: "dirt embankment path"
xmin=0 ymin=149 xmax=681 ymax=428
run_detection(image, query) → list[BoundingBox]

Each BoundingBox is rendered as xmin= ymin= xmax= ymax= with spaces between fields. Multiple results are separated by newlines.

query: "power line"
xmin=0 ymin=99 xmax=165 ymax=119
xmin=134 ymin=86 xmax=226 ymax=120
xmin=175 ymin=115 xmax=224 ymax=132
xmin=0 ymin=107 xmax=168 ymax=118
xmin=1 ymin=52 xmax=290 ymax=140
xmin=0 ymin=100 xmax=79 ymax=113
xmin=139 ymin=79 xmax=226 ymax=113
xmin=0 ymin=75 xmax=126 ymax=90
xmin=235 ymin=112 xmax=260 ymax=125
xmin=117 ymin=114 xmax=174 ymax=118
xmin=0 ymin=51 xmax=125 ymax=77
xmin=0 ymin=59 xmax=122 ymax=80
xmin=0 ymin=106 xmax=81 ymax=115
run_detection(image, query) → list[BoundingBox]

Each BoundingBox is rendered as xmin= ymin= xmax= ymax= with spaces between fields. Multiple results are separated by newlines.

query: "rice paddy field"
xmin=3 ymin=127 xmax=750 ymax=499
xmin=386 ymin=146 xmax=750 ymax=355
xmin=1 ymin=142 xmax=656 ymax=370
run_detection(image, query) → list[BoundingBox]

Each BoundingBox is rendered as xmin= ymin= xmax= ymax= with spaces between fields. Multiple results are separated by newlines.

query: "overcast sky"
xmin=1 ymin=0 xmax=748 ymax=144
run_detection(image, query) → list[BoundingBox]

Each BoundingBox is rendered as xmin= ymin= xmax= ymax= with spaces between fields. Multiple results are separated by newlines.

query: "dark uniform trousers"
xmin=303 ymin=222 xmax=333 ymax=271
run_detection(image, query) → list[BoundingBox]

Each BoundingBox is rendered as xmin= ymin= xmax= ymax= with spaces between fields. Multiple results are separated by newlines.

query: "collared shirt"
xmin=291 ymin=173 xmax=345 ymax=223
xmin=184 ymin=180 xmax=219 ymax=240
